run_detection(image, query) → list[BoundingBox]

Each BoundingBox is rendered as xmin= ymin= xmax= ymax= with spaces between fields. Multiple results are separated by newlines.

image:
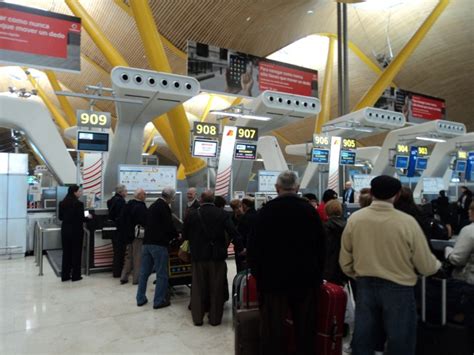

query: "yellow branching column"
xmin=129 ymin=0 xmax=206 ymax=177
xmin=315 ymin=37 xmax=336 ymax=134
xmin=353 ymin=0 xmax=450 ymax=111
xmin=45 ymin=71 xmax=77 ymax=126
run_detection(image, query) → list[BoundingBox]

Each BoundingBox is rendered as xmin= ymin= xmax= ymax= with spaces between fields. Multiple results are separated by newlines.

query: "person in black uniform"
xmin=235 ymin=197 xmax=257 ymax=272
xmin=107 ymin=184 xmax=127 ymax=278
xmin=58 ymin=185 xmax=89 ymax=282
xmin=248 ymin=171 xmax=326 ymax=355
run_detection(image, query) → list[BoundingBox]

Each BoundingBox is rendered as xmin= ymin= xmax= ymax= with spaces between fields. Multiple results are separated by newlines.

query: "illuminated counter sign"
xmin=77 ymin=110 xmax=111 ymax=129
xmin=236 ymin=126 xmax=259 ymax=141
xmin=192 ymin=139 xmax=218 ymax=158
xmin=313 ymin=134 xmax=330 ymax=147
xmin=458 ymin=151 xmax=468 ymax=160
xmin=234 ymin=143 xmax=257 ymax=160
xmin=193 ymin=122 xmax=219 ymax=138
xmin=311 ymin=148 xmax=329 ymax=164
xmin=342 ymin=138 xmax=356 ymax=150
xmin=397 ymin=144 xmax=409 ymax=154
xmin=417 ymin=146 xmax=429 ymax=156
xmin=77 ymin=131 xmax=109 ymax=152
xmin=340 ymin=150 xmax=356 ymax=165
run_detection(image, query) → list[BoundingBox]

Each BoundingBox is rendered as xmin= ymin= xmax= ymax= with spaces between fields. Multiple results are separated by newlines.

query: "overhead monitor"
xmin=234 ymin=143 xmax=257 ymax=161
xmin=395 ymin=155 xmax=409 ymax=169
xmin=311 ymin=148 xmax=329 ymax=164
xmin=415 ymin=157 xmax=428 ymax=170
xmin=192 ymin=139 xmax=218 ymax=158
xmin=340 ymin=150 xmax=356 ymax=165
xmin=77 ymin=131 xmax=109 ymax=152
xmin=455 ymin=160 xmax=467 ymax=173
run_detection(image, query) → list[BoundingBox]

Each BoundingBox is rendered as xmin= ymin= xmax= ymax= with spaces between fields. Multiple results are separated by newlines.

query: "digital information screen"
xmin=234 ymin=143 xmax=257 ymax=160
xmin=395 ymin=155 xmax=409 ymax=169
xmin=311 ymin=148 xmax=329 ymax=164
xmin=192 ymin=139 xmax=218 ymax=158
xmin=340 ymin=150 xmax=356 ymax=165
xmin=456 ymin=160 xmax=467 ymax=173
xmin=77 ymin=131 xmax=109 ymax=152
xmin=416 ymin=157 xmax=428 ymax=170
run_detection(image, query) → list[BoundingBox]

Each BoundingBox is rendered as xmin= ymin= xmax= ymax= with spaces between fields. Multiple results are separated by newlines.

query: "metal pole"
xmin=207 ymin=158 xmax=211 ymax=190
xmin=76 ymin=152 xmax=81 ymax=185
xmin=337 ymin=2 xmax=344 ymax=117
xmin=39 ymin=227 xmax=44 ymax=276
xmin=342 ymin=3 xmax=349 ymax=114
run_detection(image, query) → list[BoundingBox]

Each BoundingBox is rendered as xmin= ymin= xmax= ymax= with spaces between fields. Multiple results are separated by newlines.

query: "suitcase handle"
xmin=421 ymin=276 xmax=446 ymax=325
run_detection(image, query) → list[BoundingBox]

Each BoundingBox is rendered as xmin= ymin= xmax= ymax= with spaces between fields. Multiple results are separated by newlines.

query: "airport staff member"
xmin=185 ymin=187 xmax=200 ymax=219
xmin=58 ymin=185 xmax=90 ymax=282
xmin=249 ymin=171 xmax=325 ymax=355
xmin=340 ymin=175 xmax=440 ymax=355
xmin=343 ymin=181 xmax=355 ymax=204
xmin=136 ymin=187 xmax=178 ymax=309
xmin=107 ymin=184 xmax=128 ymax=278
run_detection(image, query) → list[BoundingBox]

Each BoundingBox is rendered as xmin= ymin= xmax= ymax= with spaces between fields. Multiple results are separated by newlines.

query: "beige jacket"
xmin=339 ymin=200 xmax=440 ymax=286
xmin=449 ymin=223 xmax=474 ymax=285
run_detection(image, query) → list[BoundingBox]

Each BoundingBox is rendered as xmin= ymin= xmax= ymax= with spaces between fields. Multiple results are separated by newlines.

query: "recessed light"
xmin=246 ymin=16 xmax=251 ymax=21
xmin=307 ymin=10 xmax=314 ymax=14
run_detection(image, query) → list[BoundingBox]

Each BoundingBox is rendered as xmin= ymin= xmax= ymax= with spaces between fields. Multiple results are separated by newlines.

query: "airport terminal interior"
xmin=1 ymin=0 xmax=474 ymax=354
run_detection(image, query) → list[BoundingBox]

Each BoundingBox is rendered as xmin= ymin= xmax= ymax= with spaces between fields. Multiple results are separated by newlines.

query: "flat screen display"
xmin=340 ymin=150 xmax=356 ymax=165
xmin=192 ymin=139 xmax=218 ymax=158
xmin=311 ymin=148 xmax=329 ymax=164
xmin=395 ymin=155 xmax=409 ymax=169
xmin=455 ymin=160 xmax=467 ymax=173
xmin=415 ymin=157 xmax=428 ymax=170
xmin=234 ymin=143 xmax=257 ymax=160
xmin=77 ymin=131 xmax=109 ymax=152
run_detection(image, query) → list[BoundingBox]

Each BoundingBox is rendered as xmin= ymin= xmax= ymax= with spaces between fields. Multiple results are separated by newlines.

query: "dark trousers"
xmin=260 ymin=288 xmax=317 ymax=355
xmin=112 ymin=237 xmax=126 ymax=278
xmin=353 ymin=277 xmax=416 ymax=355
xmin=191 ymin=260 xmax=227 ymax=325
xmin=61 ymin=232 xmax=83 ymax=281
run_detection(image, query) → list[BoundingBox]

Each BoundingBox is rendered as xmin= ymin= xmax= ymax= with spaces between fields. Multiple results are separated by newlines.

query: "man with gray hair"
xmin=136 ymin=187 xmax=179 ymax=309
xmin=248 ymin=170 xmax=326 ymax=355
xmin=107 ymin=184 xmax=128 ymax=278
xmin=120 ymin=188 xmax=147 ymax=285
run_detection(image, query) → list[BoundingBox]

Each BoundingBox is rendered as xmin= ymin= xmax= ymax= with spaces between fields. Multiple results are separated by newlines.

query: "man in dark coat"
xmin=106 ymin=184 xmax=127 ymax=278
xmin=183 ymin=190 xmax=241 ymax=326
xmin=136 ymin=187 xmax=178 ymax=309
xmin=235 ymin=197 xmax=257 ymax=271
xmin=184 ymin=187 xmax=200 ymax=219
xmin=248 ymin=171 xmax=326 ymax=355
xmin=343 ymin=181 xmax=355 ymax=204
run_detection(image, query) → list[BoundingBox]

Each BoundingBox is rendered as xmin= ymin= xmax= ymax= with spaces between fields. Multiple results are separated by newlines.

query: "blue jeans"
xmin=353 ymin=277 xmax=417 ymax=355
xmin=136 ymin=244 xmax=169 ymax=307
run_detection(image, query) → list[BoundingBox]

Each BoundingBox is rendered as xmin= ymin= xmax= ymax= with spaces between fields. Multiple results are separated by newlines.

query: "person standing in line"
xmin=120 ymin=188 xmax=148 ymax=285
xmin=343 ymin=181 xmax=355 ymax=204
xmin=59 ymin=185 xmax=90 ymax=282
xmin=184 ymin=187 xmax=200 ymax=219
xmin=458 ymin=186 xmax=473 ymax=227
xmin=235 ymin=197 xmax=257 ymax=272
xmin=136 ymin=187 xmax=178 ymax=309
xmin=339 ymin=175 xmax=440 ymax=355
xmin=317 ymin=189 xmax=338 ymax=223
xmin=303 ymin=193 xmax=319 ymax=209
xmin=183 ymin=190 xmax=241 ymax=326
xmin=248 ymin=171 xmax=326 ymax=355
xmin=229 ymin=199 xmax=243 ymax=226
xmin=107 ymin=184 xmax=128 ymax=278
xmin=358 ymin=187 xmax=372 ymax=208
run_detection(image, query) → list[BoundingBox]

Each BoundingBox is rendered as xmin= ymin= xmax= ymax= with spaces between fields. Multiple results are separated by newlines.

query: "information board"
xmin=234 ymin=143 xmax=257 ymax=160
xmin=311 ymin=148 xmax=329 ymax=164
xmin=415 ymin=157 xmax=428 ymax=170
xmin=77 ymin=131 xmax=109 ymax=152
xmin=258 ymin=170 xmax=299 ymax=192
xmin=118 ymin=165 xmax=177 ymax=193
xmin=352 ymin=175 xmax=376 ymax=192
xmin=395 ymin=155 xmax=409 ymax=169
xmin=340 ymin=150 xmax=356 ymax=165
xmin=192 ymin=139 xmax=218 ymax=158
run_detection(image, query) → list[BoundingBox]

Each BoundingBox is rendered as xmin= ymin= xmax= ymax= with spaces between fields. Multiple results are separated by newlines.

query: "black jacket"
xmin=184 ymin=199 xmax=200 ymax=219
xmin=183 ymin=203 xmax=241 ymax=262
xmin=59 ymin=198 xmax=86 ymax=237
xmin=107 ymin=194 xmax=126 ymax=225
xmin=343 ymin=188 xmax=355 ymax=203
xmin=248 ymin=194 xmax=326 ymax=293
xmin=323 ymin=216 xmax=347 ymax=285
xmin=238 ymin=207 xmax=258 ymax=249
xmin=120 ymin=199 xmax=147 ymax=243
xmin=144 ymin=198 xmax=178 ymax=247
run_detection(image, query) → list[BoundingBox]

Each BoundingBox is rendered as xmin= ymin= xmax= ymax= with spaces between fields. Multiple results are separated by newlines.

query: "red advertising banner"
xmin=187 ymin=41 xmax=318 ymax=98
xmin=258 ymin=60 xmax=318 ymax=96
xmin=410 ymin=94 xmax=445 ymax=120
xmin=0 ymin=3 xmax=81 ymax=72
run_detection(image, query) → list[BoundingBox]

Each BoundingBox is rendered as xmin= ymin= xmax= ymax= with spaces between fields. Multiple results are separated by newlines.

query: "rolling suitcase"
xmin=285 ymin=281 xmax=347 ymax=355
xmin=416 ymin=276 xmax=474 ymax=355
xmin=232 ymin=270 xmax=258 ymax=315
xmin=234 ymin=308 xmax=260 ymax=355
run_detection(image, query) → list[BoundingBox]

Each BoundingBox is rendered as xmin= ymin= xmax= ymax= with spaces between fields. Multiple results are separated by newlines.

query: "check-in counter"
xmin=27 ymin=209 xmax=60 ymax=252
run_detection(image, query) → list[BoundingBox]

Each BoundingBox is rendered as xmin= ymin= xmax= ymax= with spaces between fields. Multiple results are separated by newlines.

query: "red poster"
xmin=410 ymin=94 xmax=445 ymax=120
xmin=259 ymin=60 xmax=318 ymax=96
xmin=0 ymin=3 xmax=81 ymax=72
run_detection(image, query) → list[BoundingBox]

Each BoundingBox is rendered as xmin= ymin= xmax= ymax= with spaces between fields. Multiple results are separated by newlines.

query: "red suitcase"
xmin=285 ymin=281 xmax=347 ymax=355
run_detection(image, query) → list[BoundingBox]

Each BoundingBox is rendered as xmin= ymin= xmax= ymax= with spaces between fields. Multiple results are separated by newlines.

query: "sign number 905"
xmin=77 ymin=110 xmax=111 ymax=129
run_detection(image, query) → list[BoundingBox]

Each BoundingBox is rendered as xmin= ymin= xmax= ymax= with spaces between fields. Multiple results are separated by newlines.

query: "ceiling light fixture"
xmin=331 ymin=125 xmax=374 ymax=133
xmin=210 ymin=110 xmax=272 ymax=122
xmin=307 ymin=10 xmax=314 ymax=14
xmin=415 ymin=136 xmax=446 ymax=143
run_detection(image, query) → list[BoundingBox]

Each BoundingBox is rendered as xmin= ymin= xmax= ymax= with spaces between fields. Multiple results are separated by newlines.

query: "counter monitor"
xmin=340 ymin=150 xmax=356 ymax=165
xmin=311 ymin=148 xmax=329 ymax=164
xmin=395 ymin=155 xmax=409 ymax=169
xmin=415 ymin=157 xmax=428 ymax=170
xmin=455 ymin=160 xmax=467 ymax=173
xmin=192 ymin=139 xmax=218 ymax=158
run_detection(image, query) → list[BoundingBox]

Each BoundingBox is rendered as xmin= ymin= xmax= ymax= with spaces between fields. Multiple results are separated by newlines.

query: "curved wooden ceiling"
xmin=1 ymin=0 xmax=473 ymax=163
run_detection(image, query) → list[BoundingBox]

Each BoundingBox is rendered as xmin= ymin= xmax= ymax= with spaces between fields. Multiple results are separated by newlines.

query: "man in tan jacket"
xmin=340 ymin=175 xmax=440 ymax=355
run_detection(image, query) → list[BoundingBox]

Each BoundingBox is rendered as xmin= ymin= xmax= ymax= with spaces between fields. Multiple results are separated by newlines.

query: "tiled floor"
xmin=0 ymin=256 xmax=235 ymax=354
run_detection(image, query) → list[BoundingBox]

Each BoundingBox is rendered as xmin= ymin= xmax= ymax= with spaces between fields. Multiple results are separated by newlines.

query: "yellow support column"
xmin=65 ymin=0 xmax=183 ymax=164
xmin=200 ymin=94 xmax=215 ymax=122
xmin=353 ymin=0 xmax=450 ymax=111
xmin=130 ymin=0 xmax=206 ymax=176
xmin=143 ymin=128 xmax=156 ymax=153
xmin=45 ymin=70 xmax=76 ymax=126
xmin=315 ymin=37 xmax=336 ymax=133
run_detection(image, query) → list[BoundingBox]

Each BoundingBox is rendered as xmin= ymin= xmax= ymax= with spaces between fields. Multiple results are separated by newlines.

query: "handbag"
xmin=135 ymin=225 xmax=145 ymax=239
xmin=178 ymin=240 xmax=192 ymax=263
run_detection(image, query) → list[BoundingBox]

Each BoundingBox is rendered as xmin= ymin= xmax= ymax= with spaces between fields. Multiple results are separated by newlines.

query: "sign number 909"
xmin=77 ymin=110 xmax=111 ymax=129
